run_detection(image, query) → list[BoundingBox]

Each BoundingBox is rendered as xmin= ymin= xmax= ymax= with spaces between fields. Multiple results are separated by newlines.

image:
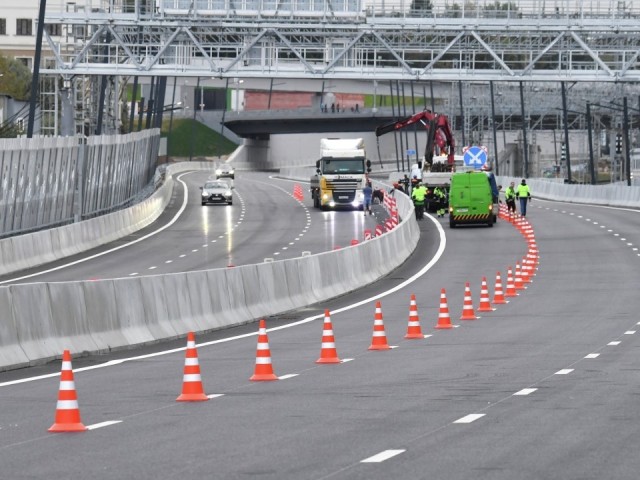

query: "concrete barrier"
xmin=0 ymin=161 xmax=419 ymax=371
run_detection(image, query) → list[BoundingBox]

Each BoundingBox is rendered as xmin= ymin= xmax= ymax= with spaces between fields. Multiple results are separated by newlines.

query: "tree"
xmin=0 ymin=55 xmax=32 ymax=101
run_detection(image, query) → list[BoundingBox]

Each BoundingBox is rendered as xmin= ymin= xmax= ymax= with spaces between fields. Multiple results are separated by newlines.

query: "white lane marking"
xmin=585 ymin=353 xmax=600 ymax=359
xmin=207 ymin=394 xmax=225 ymax=399
xmin=86 ymin=420 xmax=122 ymax=430
xmin=149 ymin=266 xmax=157 ymax=270
xmin=608 ymin=341 xmax=621 ymax=346
xmin=624 ymin=331 xmax=636 ymax=335
xmin=2 ymin=208 xmax=446 ymax=386
xmin=555 ymin=369 xmax=574 ymax=375
xmin=513 ymin=388 xmax=537 ymax=396
xmin=278 ymin=374 xmax=299 ymax=380
xmin=454 ymin=414 xmax=485 ymax=424
xmin=361 ymin=450 xmax=405 ymax=463
xmin=129 ymin=272 xmax=138 ymax=276
xmin=0 ymin=173 xmax=192 ymax=285
xmin=341 ymin=358 xmax=354 ymax=363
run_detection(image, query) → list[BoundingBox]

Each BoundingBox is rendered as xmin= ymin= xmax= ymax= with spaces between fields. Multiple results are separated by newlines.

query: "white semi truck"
xmin=310 ymin=138 xmax=372 ymax=210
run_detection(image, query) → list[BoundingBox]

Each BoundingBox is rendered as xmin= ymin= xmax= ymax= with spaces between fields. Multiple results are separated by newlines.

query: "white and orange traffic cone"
xmin=316 ymin=310 xmax=341 ymax=364
xmin=177 ymin=332 xmax=209 ymax=402
xmin=477 ymin=276 xmax=494 ymax=312
xmin=460 ymin=282 xmax=477 ymax=320
xmin=492 ymin=271 xmax=507 ymax=305
xmin=435 ymin=288 xmax=453 ymax=329
xmin=49 ymin=350 xmax=87 ymax=432
xmin=514 ymin=263 xmax=525 ymax=290
xmin=369 ymin=301 xmax=391 ymax=350
xmin=505 ymin=267 xmax=518 ymax=297
xmin=250 ymin=319 xmax=278 ymax=381
xmin=405 ymin=294 xmax=425 ymax=339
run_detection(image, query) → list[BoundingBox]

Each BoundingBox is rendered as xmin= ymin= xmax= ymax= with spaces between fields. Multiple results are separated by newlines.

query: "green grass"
xmin=161 ymin=118 xmax=238 ymax=157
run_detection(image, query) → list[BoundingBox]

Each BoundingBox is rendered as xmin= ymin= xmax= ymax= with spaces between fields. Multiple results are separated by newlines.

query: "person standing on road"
xmin=516 ymin=179 xmax=531 ymax=216
xmin=362 ymin=182 xmax=373 ymax=215
xmin=505 ymin=181 xmax=517 ymax=216
xmin=411 ymin=182 xmax=427 ymax=220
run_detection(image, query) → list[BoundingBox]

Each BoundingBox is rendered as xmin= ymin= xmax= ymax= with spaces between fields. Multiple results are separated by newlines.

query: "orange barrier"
xmin=49 ymin=350 xmax=87 ymax=432
xmin=514 ymin=263 xmax=525 ymax=290
xmin=369 ymin=301 xmax=391 ymax=350
xmin=405 ymin=294 xmax=425 ymax=339
xmin=177 ymin=332 xmax=209 ymax=402
xmin=316 ymin=309 xmax=341 ymax=364
xmin=250 ymin=319 xmax=279 ymax=381
xmin=460 ymin=282 xmax=477 ymax=320
xmin=435 ymin=288 xmax=453 ymax=329
xmin=477 ymin=276 xmax=494 ymax=312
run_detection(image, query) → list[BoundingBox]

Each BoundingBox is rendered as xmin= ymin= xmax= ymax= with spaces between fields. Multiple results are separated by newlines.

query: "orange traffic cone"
xmin=177 ymin=332 xmax=209 ymax=402
xmin=505 ymin=267 xmax=518 ymax=297
xmin=492 ymin=271 xmax=507 ymax=304
xmin=250 ymin=319 xmax=278 ymax=381
xmin=49 ymin=350 xmax=87 ymax=432
xmin=435 ymin=288 xmax=453 ymax=329
xmin=460 ymin=282 xmax=477 ymax=320
xmin=316 ymin=310 xmax=341 ymax=364
xmin=514 ymin=263 xmax=525 ymax=290
xmin=477 ymin=276 xmax=494 ymax=312
xmin=369 ymin=301 xmax=391 ymax=350
xmin=405 ymin=294 xmax=425 ymax=339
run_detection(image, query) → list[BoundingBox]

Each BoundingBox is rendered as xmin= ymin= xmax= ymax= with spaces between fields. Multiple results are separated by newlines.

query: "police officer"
xmin=515 ymin=179 xmax=531 ymax=216
xmin=411 ymin=182 xmax=427 ymax=220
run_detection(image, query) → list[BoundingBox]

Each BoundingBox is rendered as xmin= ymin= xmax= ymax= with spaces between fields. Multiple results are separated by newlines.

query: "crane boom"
xmin=375 ymin=110 xmax=456 ymax=169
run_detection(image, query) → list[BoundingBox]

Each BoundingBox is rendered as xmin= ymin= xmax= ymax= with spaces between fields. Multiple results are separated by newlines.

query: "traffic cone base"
xmin=177 ymin=392 xmax=209 ymax=402
xmin=250 ymin=372 xmax=279 ymax=381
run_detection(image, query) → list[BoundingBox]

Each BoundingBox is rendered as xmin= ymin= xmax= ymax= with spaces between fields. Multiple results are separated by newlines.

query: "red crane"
xmin=375 ymin=110 xmax=456 ymax=170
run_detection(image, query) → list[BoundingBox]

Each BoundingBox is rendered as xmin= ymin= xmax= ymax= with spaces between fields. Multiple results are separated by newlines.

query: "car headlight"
xmin=215 ymin=169 xmax=222 ymax=175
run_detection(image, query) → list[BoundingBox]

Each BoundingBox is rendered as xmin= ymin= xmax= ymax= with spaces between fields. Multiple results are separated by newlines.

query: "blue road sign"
xmin=463 ymin=146 xmax=488 ymax=168
xmin=406 ymin=149 xmax=416 ymax=156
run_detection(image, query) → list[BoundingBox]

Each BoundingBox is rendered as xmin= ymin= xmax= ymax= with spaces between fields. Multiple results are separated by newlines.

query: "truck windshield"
xmin=321 ymin=158 xmax=366 ymax=174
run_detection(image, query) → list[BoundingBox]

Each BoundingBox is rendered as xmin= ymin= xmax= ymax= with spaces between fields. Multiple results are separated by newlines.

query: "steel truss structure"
xmin=42 ymin=0 xmax=640 ymax=82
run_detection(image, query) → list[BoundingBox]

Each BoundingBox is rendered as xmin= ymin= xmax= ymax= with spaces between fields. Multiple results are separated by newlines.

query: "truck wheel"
xmin=449 ymin=217 xmax=456 ymax=228
xmin=488 ymin=216 xmax=494 ymax=227
xmin=313 ymin=195 xmax=320 ymax=209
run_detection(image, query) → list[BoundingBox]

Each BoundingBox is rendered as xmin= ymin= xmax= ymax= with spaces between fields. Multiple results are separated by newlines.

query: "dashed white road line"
xmin=454 ymin=414 xmax=485 ymax=424
xmin=86 ymin=420 xmax=122 ymax=430
xmin=608 ymin=341 xmax=621 ymax=346
xmin=513 ymin=388 xmax=537 ymax=396
xmin=361 ymin=450 xmax=405 ymax=463
xmin=555 ymin=369 xmax=574 ymax=375
xmin=585 ymin=353 xmax=600 ymax=359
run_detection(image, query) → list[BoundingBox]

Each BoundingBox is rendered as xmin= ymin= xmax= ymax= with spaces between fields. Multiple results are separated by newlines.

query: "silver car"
xmin=215 ymin=164 xmax=235 ymax=180
xmin=201 ymin=180 xmax=233 ymax=206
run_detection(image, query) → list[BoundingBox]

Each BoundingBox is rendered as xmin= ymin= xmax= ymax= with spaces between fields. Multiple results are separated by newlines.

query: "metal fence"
xmin=0 ymin=129 xmax=160 ymax=238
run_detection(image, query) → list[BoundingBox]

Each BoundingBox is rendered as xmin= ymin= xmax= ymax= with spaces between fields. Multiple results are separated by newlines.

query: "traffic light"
xmin=615 ymin=133 xmax=623 ymax=154
xmin=560 ymin=142 xmax=566 ymax=162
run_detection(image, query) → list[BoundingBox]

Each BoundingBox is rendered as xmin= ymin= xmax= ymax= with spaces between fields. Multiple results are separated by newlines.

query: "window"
xmin=0 ymin=19 xmax=6 ymax=35
xmin=16 ymin=19 xmax=32 ymax=36
xmin=15 ymin=57 xmax=32 ymax=70
xmin=46 ymin=24 xmax=62 ymax=37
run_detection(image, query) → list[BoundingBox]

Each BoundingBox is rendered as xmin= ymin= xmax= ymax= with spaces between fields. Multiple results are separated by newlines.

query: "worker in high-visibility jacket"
xmin=433 ymin=186 xmax=447 ymax=218
xmin=411 ymin=182 xmax=427 ymax=220
xmin=515 ymin=179 xmax=531 ymax=216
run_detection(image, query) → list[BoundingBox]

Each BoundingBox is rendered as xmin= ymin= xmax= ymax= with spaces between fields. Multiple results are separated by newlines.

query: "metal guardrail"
xmin=0 ymin=129 xmax=161 ymax=238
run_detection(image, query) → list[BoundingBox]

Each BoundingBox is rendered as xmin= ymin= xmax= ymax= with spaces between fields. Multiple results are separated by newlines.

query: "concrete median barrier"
xmin=0 ymin=162 xmax=420 ymax=371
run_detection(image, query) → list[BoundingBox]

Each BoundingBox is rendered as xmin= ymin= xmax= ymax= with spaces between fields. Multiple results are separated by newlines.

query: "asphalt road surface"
xmin=1 ymin=196 xmax=639 ymax=480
